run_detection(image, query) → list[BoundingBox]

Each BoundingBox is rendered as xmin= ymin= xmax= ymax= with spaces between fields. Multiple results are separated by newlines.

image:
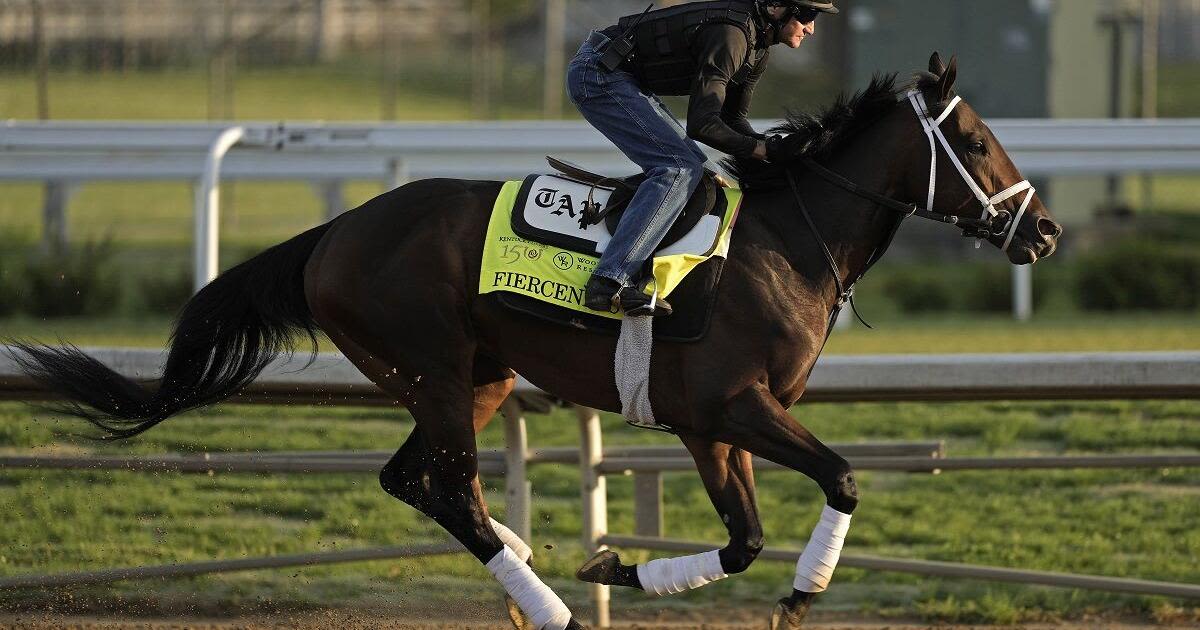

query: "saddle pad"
xmin=510 ymin=174 xmax=729 ymax=259
xmin=480 ymin=179 xmax=741 ymax=322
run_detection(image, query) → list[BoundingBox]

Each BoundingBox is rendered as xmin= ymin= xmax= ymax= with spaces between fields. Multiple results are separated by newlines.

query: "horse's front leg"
xmin=575 ymin=437 xmax=763 ymax=596
xmin=716 ymin=383 xmax=858 ymax=629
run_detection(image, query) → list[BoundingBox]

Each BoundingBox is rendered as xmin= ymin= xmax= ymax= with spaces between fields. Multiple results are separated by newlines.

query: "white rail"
xmin=4 ymin=348 xmax=1198 ymax=403
xmin=5 ymin=119 xmax=1200 ymax=182
xmin=5 ymin=118 xmax=1200 ymax=317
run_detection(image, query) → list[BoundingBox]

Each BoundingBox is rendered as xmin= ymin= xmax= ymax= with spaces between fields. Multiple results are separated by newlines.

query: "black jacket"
xmin=684 ymin=23 xmax=769 ymax=160
xmin=602 ymin=3 xmax=771 ymax=160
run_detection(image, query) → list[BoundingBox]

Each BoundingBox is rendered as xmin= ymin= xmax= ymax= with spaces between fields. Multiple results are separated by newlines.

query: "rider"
xmin=569 ymin=0 xmax=838 ymax=316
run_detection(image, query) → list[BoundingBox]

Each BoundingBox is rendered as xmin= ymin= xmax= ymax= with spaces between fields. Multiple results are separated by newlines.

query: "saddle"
xmin=546 ymin=156 xmax=727 ymax=252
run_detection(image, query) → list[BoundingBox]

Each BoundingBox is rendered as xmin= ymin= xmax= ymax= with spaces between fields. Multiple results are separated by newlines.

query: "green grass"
xmin=0 ymin=61 xmax=538 ymax=122
xmin=0 ymin=398 xmax=1198 ymax=623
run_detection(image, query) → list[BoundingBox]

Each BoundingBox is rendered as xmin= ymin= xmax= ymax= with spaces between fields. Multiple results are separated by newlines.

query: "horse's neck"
xmin=809 ymin=153 xmax=905 ymax=284
xmin=753 ymin=139 xmax=908 ymax=306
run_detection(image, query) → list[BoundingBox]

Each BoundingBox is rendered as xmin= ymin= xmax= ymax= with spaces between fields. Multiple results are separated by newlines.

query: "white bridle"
xmin=906 ymin=90 xmax=1034 ymax=252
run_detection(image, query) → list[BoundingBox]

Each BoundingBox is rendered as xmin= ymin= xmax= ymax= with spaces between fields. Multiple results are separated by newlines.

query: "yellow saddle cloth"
xmin=479 ymin=179 xmax=741 ymax=320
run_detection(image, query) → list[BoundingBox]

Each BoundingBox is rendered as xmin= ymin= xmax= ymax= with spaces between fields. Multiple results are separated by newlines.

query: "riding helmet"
xmin=757 ymin=0 xmax=840 ymax=16
xmin=755 ymin=0 xmax=838 ymax=43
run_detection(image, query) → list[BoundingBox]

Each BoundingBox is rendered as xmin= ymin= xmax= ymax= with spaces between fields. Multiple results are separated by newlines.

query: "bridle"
xmin=906 ymin=89 xmax=1035 ymax=252
xmin=782 ymin=87 xmax=1037 ymax=329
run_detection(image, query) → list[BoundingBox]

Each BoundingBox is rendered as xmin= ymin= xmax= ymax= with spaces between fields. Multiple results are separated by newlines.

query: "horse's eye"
xmin=967 ymin=141 xmax=986 ymax=155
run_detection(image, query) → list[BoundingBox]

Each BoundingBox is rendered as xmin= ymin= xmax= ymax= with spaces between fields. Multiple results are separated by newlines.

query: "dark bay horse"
xmin=8 ymin=55 xmax=1060 ymax=629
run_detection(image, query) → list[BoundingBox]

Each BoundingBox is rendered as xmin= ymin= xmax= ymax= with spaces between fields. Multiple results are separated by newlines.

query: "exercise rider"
xmin=568 ymin=0 xmax=838 ymax=316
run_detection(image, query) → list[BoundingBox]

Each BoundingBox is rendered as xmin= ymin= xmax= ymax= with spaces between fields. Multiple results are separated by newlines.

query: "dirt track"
xmin=0 ymin=613 xmax=1171 ymax=630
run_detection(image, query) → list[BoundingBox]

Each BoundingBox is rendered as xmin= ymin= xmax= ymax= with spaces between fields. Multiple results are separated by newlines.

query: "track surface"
xmin=0 ymin=614 xmax=1166 ymax=630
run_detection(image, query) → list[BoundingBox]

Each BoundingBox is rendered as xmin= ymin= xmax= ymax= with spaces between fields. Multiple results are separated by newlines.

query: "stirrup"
xmin=619 ymin=278 xmax=672 ymax=317
xmin=624 ymin=417 xmax=676 ymax=434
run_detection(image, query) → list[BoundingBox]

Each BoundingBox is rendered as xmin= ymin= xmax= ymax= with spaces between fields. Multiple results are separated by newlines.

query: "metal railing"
xmin=6 ymin=347 xmax=1198 ymax=405
xmin=1 ymin=347 xmax=1198 ymax=624
xmin=5 ymin=118 xmax=1200 ymax=292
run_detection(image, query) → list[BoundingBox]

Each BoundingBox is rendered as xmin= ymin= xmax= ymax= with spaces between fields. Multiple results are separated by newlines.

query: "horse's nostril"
xmin=1038 ymin=217 xmax=1062 ymax=239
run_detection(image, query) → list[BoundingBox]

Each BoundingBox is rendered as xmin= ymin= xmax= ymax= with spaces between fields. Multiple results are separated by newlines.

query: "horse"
xmin=6 ymin=53 xmax=1061 ymax=629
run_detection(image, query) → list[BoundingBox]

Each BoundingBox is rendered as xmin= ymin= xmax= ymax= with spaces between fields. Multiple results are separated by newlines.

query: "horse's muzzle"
xmin=1036 ymin=217 xmax=1062 ymax=259
xmin=1005 ymin=217 xmax=1061 ymax=265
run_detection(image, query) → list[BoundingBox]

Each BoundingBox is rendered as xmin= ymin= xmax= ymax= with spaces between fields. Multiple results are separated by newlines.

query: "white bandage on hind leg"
xmin=636 ymin=549 xmax=729 ymax=597
xmin=490 ymin=517 xmax=533 ymax=563
xmin=487 ymin=546 xmax=572 ymax=630
xmin=793 ymin=505 xmax=852 ymax=593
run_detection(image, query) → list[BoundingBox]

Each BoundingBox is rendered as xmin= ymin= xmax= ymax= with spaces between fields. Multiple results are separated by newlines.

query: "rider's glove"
xmin=765 ymin=134 xmax=805 ymax=164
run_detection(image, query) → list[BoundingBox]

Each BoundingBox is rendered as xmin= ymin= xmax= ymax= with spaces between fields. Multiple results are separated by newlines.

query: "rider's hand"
xmin=752 ymin=140 xmax=768 ymax=161
xmin=765 ymin=134 xmax=804 ymax=164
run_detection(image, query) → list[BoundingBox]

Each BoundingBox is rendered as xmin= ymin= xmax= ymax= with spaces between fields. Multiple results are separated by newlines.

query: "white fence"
xmin=4 ymin=118 xmax=1200 ymax=315
xmin=5 ymin=347 xmax=1199 ymax=405
xmin=2 ymin=346 xmax=1199 ymax=625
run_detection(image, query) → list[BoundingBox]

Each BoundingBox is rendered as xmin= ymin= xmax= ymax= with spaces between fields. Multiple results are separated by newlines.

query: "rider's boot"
xmin=584 ymin=275 xmax=672 ymax=317
xmin=583 ymin=276 xmax=623 ymax=313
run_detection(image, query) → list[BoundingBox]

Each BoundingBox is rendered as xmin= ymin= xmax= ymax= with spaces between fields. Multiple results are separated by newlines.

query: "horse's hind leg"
xmin=715 ymin=383 xmax=858 ymax=630
xmin=374 ymin=355 xmax=531 ymax=554
xmin=317 ymin=315 xmax=579 ymax=628
xmin=577 ymin=438 xmax=764 ymax=596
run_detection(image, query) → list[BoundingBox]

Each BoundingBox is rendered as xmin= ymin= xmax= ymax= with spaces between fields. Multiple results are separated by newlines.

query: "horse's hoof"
xmin=565 ymin=618 xmax=589 ymax=630
xmin=575 ymin=549 xmax=622 ymax=585
xmin=769 ymin=595 xmax=812 ymax=630
xmin=504 ymin=594 xmax=535 ymax=630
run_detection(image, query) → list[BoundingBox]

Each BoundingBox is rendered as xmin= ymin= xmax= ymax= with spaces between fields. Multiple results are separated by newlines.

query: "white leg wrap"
xmin=636 ymin=549 xmax=728 ymax=597
xmin=490 ymin=517 xmax=533 ymax=563
xmin=792 ymin=505 xmax=852 ymax=593
xmin=487 ymin=546 xmax=572 ymax=630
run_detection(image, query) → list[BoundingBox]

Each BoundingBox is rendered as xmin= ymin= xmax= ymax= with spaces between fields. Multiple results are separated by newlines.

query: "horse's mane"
xmin=721 ymin=72 xmax=941 ymax=190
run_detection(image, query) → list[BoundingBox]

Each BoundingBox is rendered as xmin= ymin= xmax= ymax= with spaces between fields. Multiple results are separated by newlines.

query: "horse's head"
xmin=902 ymin=52 xmax=1062 ymax=265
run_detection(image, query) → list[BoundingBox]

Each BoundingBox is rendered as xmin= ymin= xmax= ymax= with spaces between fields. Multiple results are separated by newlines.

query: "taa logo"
xmin=534 ymin=187 xmax=589 ymax=220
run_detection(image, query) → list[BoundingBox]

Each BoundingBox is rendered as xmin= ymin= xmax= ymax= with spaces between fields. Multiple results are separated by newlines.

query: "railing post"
xmin=317 ymin=179 xmax=347 ymax=221
xmin=193 ymin=126 xmax=246 ymax=292
xmin=40 ymin=180 xmax=75 ymax=254
xmin=387 ymin=158 xmax=409 ymax=191
xmin=1013 ymin=264 xmax=1032 ymax=322
xmin=500 ymin=397 xmax=532 ymax=543
xmin=577 ymin=406 xmax=610 ymax=628
xmin=633 ymin=472 xmax=663 ymax=537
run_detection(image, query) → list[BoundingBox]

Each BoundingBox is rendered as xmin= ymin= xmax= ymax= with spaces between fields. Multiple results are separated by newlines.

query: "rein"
xmin=799 ymin=158 xmax=1008 ymax=240
xmin=780 ymin=88 xmax=1037 ymax=331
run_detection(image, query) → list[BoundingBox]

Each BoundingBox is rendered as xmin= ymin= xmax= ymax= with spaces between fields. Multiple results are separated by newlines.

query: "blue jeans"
xmin=566 ymin=31 xmax=708 ymax=288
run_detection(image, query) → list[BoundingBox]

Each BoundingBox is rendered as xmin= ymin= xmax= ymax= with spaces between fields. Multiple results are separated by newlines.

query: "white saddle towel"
xmin=615 ymin=314 xmax=656 ymax=428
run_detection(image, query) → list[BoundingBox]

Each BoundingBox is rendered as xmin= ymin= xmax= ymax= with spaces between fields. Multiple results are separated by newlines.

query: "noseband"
xmin=782 ymin=88 xmax=1037 ymax=330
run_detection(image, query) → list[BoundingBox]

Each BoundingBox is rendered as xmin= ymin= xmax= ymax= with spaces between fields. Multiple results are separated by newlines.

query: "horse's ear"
xmin=936 ymin=55 xmax=958 ymax=102
xmin=928 ymin=52 xmax=946 ymax=76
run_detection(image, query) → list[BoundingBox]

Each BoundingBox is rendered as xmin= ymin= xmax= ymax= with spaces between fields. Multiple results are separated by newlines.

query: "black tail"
xmin=5 ymin=222 xmax=334 ymax=439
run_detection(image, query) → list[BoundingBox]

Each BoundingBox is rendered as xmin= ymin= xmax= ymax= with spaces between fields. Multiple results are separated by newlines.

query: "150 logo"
xmin=501 ymin=243 xmax=545 ymax=265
